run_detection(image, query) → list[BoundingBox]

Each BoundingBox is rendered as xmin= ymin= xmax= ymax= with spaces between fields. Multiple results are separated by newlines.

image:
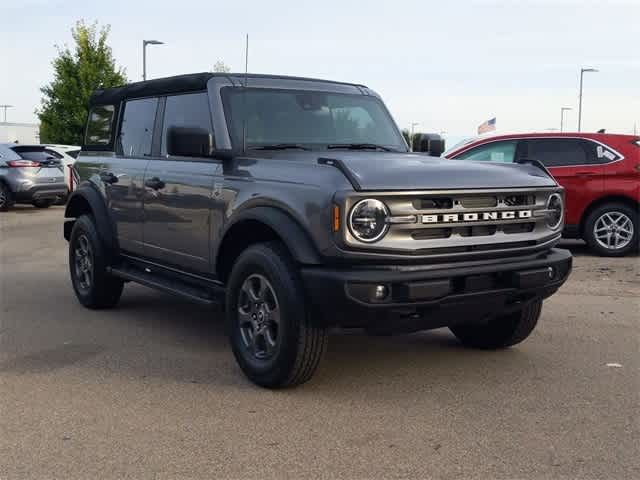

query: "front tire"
xmin=226 ymin=241 xmax=328 ymax=388
xmin=0 ymin=182 xmax=13 ymax=211
xmin=69 ymin=215 xmax=124 ymax=309
xmin=450 ymin=299 xmax=542 ymax=350
xmin=583 ymin=203 xmax=638 ymax=257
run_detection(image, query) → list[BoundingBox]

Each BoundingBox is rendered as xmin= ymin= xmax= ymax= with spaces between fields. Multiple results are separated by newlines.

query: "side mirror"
xmin=412 ymin=133 xmax=445 ymax=157
xmin=167 ymin=126 xmax=213 ymax=157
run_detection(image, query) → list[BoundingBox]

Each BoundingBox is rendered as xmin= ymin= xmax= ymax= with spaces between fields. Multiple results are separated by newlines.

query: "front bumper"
xmin=301 ymin=248 xmax=572 ymax=331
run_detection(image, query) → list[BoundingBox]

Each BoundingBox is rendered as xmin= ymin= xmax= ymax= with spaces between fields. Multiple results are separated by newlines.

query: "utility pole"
xmin=0 ymin=105 xmax=13 ymax=122
xmin=410 ymin=122 xmax=419 ymax=151
xmin=142 ymin=40 xmax=165 ymax=81
xmin=578 ymin=67 xmax=598 ymax=132
xmin=560 ymin=107 xmax=572 ymax=132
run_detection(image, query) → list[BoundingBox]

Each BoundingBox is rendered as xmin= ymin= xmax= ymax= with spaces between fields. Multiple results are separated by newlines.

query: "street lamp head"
xmin=144 ymin=40 xmax=164 ymax=46
xmin=581 ymin=67 xmax=598 ymax=73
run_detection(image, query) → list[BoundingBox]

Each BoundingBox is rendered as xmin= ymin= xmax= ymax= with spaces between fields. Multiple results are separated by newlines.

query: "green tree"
xmin=213 ymin=60 xmax=231 ymax=73
xmin=38 ymin=21 xmax=127 ymax=145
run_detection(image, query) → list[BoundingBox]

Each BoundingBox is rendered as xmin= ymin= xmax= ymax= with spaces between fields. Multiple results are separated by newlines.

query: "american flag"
xmin=478 ymin=117 xmax=496 ymax=135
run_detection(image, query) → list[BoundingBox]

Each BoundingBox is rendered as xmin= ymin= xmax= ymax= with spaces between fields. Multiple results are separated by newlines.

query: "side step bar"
xmin=108 ymin=264 xmax=224 ymax=307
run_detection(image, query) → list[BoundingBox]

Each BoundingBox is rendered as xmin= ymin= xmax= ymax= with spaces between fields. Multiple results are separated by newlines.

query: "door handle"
xmin=145 ymin=177 xmax=165 ymax=190
xmin=99 ymin=172 xmax=118 ymax=184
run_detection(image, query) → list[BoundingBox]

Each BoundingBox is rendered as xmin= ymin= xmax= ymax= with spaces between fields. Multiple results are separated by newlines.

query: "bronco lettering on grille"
xmin=422 ymin=210 xmax=533 ymax=224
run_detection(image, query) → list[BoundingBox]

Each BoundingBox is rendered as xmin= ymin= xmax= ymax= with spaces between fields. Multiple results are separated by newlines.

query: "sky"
xmin=1 ymin=0 xmax=639 ymax=142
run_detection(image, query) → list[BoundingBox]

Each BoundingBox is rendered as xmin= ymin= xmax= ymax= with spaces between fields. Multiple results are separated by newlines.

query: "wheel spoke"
xmin=236 ymin=274 xmax=280 ymax=360
xmin=237 ymin=307 xmax=253 ymax=326
xmin=262 ymin=328 xmax=277 ymax=356
xmin=243 ymin=278 xmax=261 ymax=303
xmin=266 ymin=303 xmax=280 ymax=325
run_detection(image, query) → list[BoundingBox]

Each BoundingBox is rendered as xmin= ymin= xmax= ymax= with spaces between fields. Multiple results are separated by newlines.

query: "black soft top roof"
xmin=89 ymin=72 xmax=214 ymax=106
xmin=89 ymin=72 xmax=367 ymax=106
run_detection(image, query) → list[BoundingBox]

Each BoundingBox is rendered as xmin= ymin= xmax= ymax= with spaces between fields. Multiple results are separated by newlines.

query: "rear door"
xmin=141 ymin=91 xmax=219 ymax=273
xmin=519 ymin=138 xmax=604 ymax=226
xmin=106 ymin=97 xmax=158 ymax=255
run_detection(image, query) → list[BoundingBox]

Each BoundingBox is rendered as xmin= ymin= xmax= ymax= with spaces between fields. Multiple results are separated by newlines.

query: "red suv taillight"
xmin=6 ymin=160 xmax=41 ymax=167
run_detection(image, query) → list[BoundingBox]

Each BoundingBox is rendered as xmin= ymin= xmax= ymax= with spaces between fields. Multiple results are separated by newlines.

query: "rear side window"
xmin=454 ymin=140 xmax=517 ymax=163
xmin=11 ymin=148 xmax=57 ymax=161
xmin=161 ymin=92 xmax=213 ymax=156
xmin=119 ymin=97 xmax=159 ymax=157
xmin=85 ymin=105 xmax=115 ymax=145
xmin=526 ymin=139 xmax=594 ymax=167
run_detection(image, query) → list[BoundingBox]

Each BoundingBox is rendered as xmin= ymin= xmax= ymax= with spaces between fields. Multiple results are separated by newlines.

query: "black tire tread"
xmin=0 ymin=182 xmax=12 ymax=212
xmin=450 ymin=299 xmax=542 ymax=350
xmin=227 ymin=241 xmax=328 ymax=388
xmin=69 ymin=214 xmax=124 ymax=309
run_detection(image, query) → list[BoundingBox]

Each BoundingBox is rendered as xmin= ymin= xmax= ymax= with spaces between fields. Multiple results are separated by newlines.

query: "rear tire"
xmin=226 ymin=241 xmax=328 ymax=388
xmin=69 ymin=214 xmax=124 ymax=309
xmin=583 ymin=203 xmax=638 ymax=257
xmin=450 ymin=299 xmax=542 ymax=349
xmin=32 ymin=199 xmax=53 ymax=209
xmin=0 ymin=182 xmax=13 ymax=211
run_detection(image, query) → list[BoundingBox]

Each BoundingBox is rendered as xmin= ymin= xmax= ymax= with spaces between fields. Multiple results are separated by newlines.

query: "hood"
xmin=318 ymin=152 xmax=557 ymax=191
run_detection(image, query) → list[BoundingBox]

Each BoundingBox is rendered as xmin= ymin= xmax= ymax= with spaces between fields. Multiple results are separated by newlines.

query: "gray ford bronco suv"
xmin=64 ymin=73 xmax=572 ymax=388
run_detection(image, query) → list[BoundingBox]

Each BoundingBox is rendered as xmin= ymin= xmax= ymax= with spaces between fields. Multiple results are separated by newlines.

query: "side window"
xmin=454 ymin=141 xmax=517 ymax=163
xmin=85 ymin=105 xmax=115 ymax=145
xmin=44 ymin=149 xmax=63 ymax=159
xmin=161 ymin=92 xmax=213 ymax=156
xmin=119 ymin=97 xmax=158 ymax=157
xmin=527 ymin=139 xmax=591 ymax=167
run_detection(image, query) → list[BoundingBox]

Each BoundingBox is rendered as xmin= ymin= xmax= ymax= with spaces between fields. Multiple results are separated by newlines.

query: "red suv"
xmin=445 ymin=133 xmax=640 ymax=256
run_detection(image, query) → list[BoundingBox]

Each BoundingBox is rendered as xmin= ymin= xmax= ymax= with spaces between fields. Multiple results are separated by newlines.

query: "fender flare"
xmin=218 ymin=206 xmax=323 ymax=267
xmin=64 ymin=185 xmax=118 ymax=253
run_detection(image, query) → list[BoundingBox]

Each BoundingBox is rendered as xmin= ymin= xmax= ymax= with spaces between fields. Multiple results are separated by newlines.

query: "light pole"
xmin=142 ymin=40 xmax=164 ymax=81
xmin=578 ymin=67 xmax=598 ymax=132
xmin=560 ymin=107 xmax=572 ymax=132
xmin=0 ymin=104 xmax=13 ymax=122
xmin=410 ymin=122 xmax=419 ymax=151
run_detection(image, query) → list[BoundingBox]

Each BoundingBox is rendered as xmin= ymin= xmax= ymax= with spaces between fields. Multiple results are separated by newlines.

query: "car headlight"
xmin=546 ymin=193 xmax=564 ymax=230
xmin=348 ymin=199 xmax=390 ymax=243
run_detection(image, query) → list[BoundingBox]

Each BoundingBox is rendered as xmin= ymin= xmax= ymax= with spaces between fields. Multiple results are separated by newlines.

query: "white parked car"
xmin=43 ymin=144 xmax=80 ymax=197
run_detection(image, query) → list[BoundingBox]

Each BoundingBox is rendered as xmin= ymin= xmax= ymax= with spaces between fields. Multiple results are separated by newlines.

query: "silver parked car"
xmin=0 ymin=143 xmax=68 ymax=211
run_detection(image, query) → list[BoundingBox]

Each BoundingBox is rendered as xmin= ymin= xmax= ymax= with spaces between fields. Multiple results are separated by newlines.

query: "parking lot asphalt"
xmin=1 ymin=205 xmax=639 ymax=479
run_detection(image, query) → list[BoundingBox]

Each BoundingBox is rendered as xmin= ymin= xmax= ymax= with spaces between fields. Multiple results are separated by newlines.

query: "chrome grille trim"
xmin=342 ymin=188 xmax=563 ymax=254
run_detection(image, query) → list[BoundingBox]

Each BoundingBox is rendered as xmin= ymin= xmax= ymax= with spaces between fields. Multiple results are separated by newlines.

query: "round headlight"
xmin=546 ymin=193 xmax=564 ymax=230
xmin=348 ymin=199 xmax=390 ymax=243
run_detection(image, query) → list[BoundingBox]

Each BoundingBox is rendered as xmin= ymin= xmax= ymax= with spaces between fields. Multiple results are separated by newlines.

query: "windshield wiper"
xmin=327 ymin=143 xmax=397 ymax=152
xmin=249 ymin=143 xmax=310 ymax=151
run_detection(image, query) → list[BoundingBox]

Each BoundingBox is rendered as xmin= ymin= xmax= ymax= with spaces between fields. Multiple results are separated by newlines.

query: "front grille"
xmin=502 ymin=222 xmax=535 ymax=234
xmin=458 ymin=196 xmax=497 ymax=208
xmin=412 ymin=228 xmax=451 ymax=240
xmin=343 ymin=188 xmax=563 ymax=256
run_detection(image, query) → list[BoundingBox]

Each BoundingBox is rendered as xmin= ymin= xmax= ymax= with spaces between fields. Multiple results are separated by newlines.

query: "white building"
xmin=0 ymin=122 xmax=40 ymax=144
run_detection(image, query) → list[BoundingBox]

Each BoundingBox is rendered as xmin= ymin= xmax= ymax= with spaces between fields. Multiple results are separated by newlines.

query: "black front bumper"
xmin=301 ymin=248 xmax=572 ymax=331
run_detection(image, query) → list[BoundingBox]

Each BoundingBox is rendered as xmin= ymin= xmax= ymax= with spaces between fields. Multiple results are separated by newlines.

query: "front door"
xmin=142 ymin=92 xmax=219 ymax=274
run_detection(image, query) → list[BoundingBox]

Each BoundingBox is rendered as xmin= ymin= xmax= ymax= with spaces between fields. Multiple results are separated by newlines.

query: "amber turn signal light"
xmin=332 ymin=205 xmax=341 ymax=232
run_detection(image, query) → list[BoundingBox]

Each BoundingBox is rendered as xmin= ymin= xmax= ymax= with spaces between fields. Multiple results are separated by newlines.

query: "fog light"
xmin=374 ymin=284 xmax=389 ymax=300
xmin=547 ymin=267 xmax=555 ymax=279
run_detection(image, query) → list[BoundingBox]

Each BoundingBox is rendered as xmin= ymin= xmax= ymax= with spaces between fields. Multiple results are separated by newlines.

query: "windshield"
xmin=222 ymin=87 xmax=407 ymax=151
